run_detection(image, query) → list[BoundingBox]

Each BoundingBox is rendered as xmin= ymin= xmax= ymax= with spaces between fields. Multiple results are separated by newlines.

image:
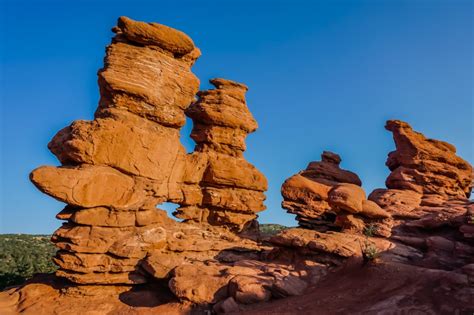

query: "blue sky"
xmin=1 ymin=0 xmax=472 ymax=234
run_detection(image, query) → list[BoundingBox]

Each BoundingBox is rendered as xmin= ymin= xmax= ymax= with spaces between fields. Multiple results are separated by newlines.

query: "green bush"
xmin=259 ymin=224 xmax=289 ymax=236
xmin=0 ymin=234 xmax=57 ymax=290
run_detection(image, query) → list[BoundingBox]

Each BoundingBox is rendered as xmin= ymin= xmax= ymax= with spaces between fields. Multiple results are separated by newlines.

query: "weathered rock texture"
xmin=281 ymin=151 xmax=392 ymax=237
xmin=368 ymin=120 xmax=474 ymax=271
xmin=384 ymin=120 xmax=473 ymax=198
xmin=1 ymin=17 xmax=473 ymax=315
xmin=175 ymin=78 xmax=267 ymax=229
xmin=271 ymin=120 xmax=473 ymax=314
xmin=26 ymin=16 xmax=267 ymax=287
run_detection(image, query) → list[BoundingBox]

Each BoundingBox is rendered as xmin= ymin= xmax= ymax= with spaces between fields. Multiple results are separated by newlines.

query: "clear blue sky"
xmin=1 ymin=0 xmax=472 ymax=234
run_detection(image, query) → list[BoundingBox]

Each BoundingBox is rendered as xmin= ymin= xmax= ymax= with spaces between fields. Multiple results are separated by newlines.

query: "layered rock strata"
xmin=369 ymin=120 xmax=474 ymax=270
xmin=281 ymin=151 xmax=392 ymax=237
xmin=383 ymin=120 xmax=472 ymax=199
xmin=28 ymin=16 xmax=267 ymax=286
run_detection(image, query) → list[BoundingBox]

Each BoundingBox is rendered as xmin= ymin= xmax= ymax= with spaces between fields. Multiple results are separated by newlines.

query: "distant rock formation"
xmin=281 ymin=151 xmax=392 ymax=237
xmin=368 ymin=120 xmax=474 ymax=270
xmin=384 ymin=119 xmax=473 ymax=198
xmin=276 ymin=120 xmax=473 ymax=311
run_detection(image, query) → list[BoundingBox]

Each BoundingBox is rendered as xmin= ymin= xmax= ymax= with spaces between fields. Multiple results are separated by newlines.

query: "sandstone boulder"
xmin=328 ymin=183 xmax=366 ymax=213
xmin=281 ymin=152 xmax=361 ymax=230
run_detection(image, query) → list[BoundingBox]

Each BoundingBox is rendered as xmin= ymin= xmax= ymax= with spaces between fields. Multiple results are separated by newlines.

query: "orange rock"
xmin=31 ymin=165 xmax=145 ymax=209
xmin=229 ymin=275 xmax=272 ymax=304
xmin=22 ymin=14 xmax=273 ymax=307
xmin=385 ymin=120 xmax=473 ymax=198
xmin=334 ymin=214 xmax=366 ymax=233
xmin=281 ymin=152 xmax=361 ymax=230
xmin=328 ymin=183 xmax=366 ymax=214
xmin=270 ymin=228 xmax=392 ymax=258
xmin=360 ymin=200 xmax=391 ymax=219
xmin=70 ymin=207 xmax=136 ymax=227
xmin=49 ymin=110 xmax=186 ymax=182
xmin=53 ymin=251 xmax=140 ymax=273
xmin=203 ymin=153 xmax=267 ymax=191
xmin=368 ymin=188 xmax=422 ymax=218
xmin=97 ymin=41 xmax=199 ymax=126
xmin=186 ymin=79 xmax=257 ymax=133
xmin=201 ymin=187 xmax=266 ymax=212
xmin=116 ymin=16 xmax=195 ymax=56
xmin=55 ymin=269 xmax=147 ymax=285
xmin=169 ymin=264 xmax=232 ymax=304
xmin=282 ymin=174 xmax=332 ymax=202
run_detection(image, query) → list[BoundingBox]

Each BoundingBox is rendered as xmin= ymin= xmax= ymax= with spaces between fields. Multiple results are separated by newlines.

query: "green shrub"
xmin=0 ymin=234 xmax=57 ymax=290
xmin=361 ymin=240 xmax=380 ymax=262
xmin=259 ymin=224 xmax=289 ymax=236
xmin=363 ymin=224 xmax=378 ymax=237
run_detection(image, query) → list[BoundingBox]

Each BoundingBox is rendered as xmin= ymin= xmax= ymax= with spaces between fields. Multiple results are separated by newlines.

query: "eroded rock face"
xmin=368 ymin=120 xmax=474 ymax=272
xmin=25 ymin=16 xmax=268 ymax=288
xmin=384 ymin=120 xmax=473 ymax=199
xmin=277 ymin=120 xmax=473 ymax=287
xmin=176 ymin=79 xmax=267 ymax=229
xmin=281 ymin=152 xmax=392 ymax=237
xmin=3 ymin=17 xmax=473 ymax=315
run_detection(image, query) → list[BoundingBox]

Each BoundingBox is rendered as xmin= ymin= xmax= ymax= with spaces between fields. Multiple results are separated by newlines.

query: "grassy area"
xmin=259 ymin=224 xmax=290 ymax=236
xmin=0 ymin=234 xmax=57 ymax=290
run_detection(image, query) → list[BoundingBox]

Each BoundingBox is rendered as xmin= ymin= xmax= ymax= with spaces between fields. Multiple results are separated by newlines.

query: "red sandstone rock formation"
xmin=281 ymin=152 xmax=392 ymax=237
xmin=272 ymin=121 xmax=473 ymax=314
xmin=1 ymin=17 xmax=473 ymax=315
xmin=0 ymin=16 xmax=312 ymax=314
xmin=384 ymin=119 xmax=473 ymax=198
xmin=176 ymin=78 xmax=267 ymax=229
xmin=367 ymin=120 xmax=474 ymax=271
xmin=25 ymin=16 xmax=268 ymax=287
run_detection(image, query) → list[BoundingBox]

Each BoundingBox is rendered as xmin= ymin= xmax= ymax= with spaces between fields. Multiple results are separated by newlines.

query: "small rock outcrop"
xmin=281 ymin=151 xmax=392 ymax=237
xmin=369 ymin=120 xmax=474 ymax=271
xmin=384 ymin=119 xmax=472 ymax=199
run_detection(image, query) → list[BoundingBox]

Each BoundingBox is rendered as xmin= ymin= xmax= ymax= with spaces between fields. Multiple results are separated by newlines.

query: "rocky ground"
xmin=1 ymin=16 xmax=472 ymax=315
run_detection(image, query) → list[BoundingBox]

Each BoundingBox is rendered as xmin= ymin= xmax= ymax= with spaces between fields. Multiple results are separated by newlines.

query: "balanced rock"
xmin=281 ymin=151 xmax=362 ymax=230
xmin=282 ymin=152 xmax=392 ymax=237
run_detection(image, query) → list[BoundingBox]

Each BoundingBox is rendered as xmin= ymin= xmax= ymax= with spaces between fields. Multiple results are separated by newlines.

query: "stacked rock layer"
xmin=369 ymin=120 xmax=474 ymax=270
xmin=29 ymin=16 xmax=267 ymax=285
xmin=175 ymin=78 xmax=267 ymax=229
xmin=384 ymin=119 xmax=472 ymax=199
xmin=281 ymin=151 xmax=392 ymax=237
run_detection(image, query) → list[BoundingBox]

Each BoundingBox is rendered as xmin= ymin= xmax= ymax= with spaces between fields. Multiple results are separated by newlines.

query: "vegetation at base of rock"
xmin=0 ymin=234 xmax=57 ymax=290
xmin=361 ymin=240 xmax=380 ymax=262
xmin=259 ymin=224 xmax=290 ymax=236
xmin=363 ymin=224 xmax=378 ymax=237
